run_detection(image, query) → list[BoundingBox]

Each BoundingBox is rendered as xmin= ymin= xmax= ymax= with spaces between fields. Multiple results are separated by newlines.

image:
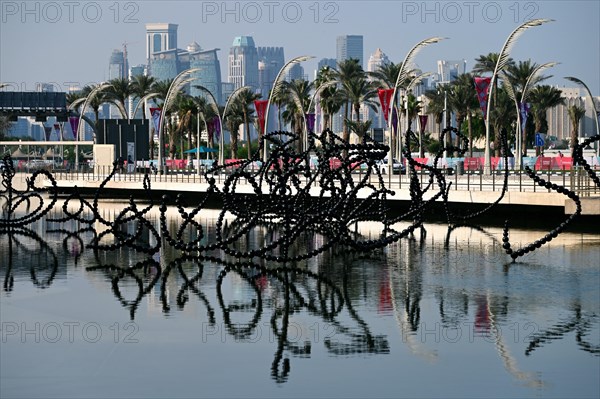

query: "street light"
xmin=565 ymin=76 xmax=600 ymax=157
xmin=158 ymin=68 xmax=200 ymax=174
xmin=484 ymin=18 xmax=553 ymax=174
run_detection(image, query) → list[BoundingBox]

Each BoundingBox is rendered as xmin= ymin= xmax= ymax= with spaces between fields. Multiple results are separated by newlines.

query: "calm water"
xmin=1 ymin=207 xmax=599 ymax=398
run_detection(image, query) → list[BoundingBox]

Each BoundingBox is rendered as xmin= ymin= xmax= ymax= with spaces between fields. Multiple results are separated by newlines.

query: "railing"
xmin=11 ymin=161 xmax=593 ymax=196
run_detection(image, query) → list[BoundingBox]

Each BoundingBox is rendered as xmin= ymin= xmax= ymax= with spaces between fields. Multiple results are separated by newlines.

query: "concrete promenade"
xmin=16 ymin=169 xmax=598 ymax=216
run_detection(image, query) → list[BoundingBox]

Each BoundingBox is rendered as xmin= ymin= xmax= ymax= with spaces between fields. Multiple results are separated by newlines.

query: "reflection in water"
xmin=1 ymin=210 xmax=598 ymax=388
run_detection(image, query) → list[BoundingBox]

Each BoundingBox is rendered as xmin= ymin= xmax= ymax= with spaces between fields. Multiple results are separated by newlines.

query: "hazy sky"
xmin=1 ymin=0 xmax=599 ymax=94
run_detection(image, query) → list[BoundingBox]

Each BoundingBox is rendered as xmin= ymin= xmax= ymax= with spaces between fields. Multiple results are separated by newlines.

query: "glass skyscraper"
xmin=228 ymin=36 xmax=259 ymax=91
xmin=336 ymin=35 xmax=364 ymax=69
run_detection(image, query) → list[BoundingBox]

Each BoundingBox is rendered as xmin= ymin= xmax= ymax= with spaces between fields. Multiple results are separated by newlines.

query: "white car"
xmin=376 ymin=158 xmax=405 ymax=175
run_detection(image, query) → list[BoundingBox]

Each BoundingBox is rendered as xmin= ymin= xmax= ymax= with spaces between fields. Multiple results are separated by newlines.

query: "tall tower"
xmin=146 ymin=23 xmax=178 ymax=79
xmin=367 ymin=48 xmax=391 ymax=129
xmin=336 ymin=35 xmax=364 ymax=68
xmin=228 ymin=36 xmax=259 ymax=91
xmin=109 ymin=49 xmax=127 ymax=80
xmin=146 ymin=23 xmax=178 ymax=62
xmin=257 ymin=46 xmax=284 ymax=98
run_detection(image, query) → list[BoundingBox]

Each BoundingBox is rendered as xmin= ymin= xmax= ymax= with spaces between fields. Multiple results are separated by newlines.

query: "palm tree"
xmin=105 ymin=77 xmax=132 ymax=119
xmin=449 ymin=73 xmax=478 ymax=154
xmin=347 ymin=119 xmax=372 ymax=142
xmin=130 ymin=75 xmax=157 ymax=157
xmin=529 ymin=85 xmax=565 ymax=140
xmin=334 ymin=59 xmax=363 ymax=146
xmin=236 ymin=88 xmax=261 ymax=159
xmin=567 ymin=104 xmax=586 ymax=158
xmin=423 ymin=87 xmax=446 ymax=141
xmin=344 ymin=75 xmax=378 ymax=123
xmin=372 ymin=62 xmax=399 ymax=88
xmin=80 ymin=84 xmax=109 ymax=135
xmin=223 ymin=102 xmax=244 ymax=159
xmin=505 ymin=60 xmax=550 ymax=97
xmin=488 ymin=85 xmax=516 ymax=156
xmin=315 ymin=66 xmax=343 ymax=131
xmin=281 ymin=79 xmax=313 ymax=152
xmin=150 ymin=79 xmax=175 ymax=159
xmin=130 ymin=75 xmax=156 ymax=119
xmin=173 ymin=94 xmax=198 ymax=162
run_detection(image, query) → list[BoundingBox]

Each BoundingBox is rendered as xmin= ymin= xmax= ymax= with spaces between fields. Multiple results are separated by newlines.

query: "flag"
xmin=305 ymin=113 xmax=316 ymax=132
xmin=44 ymin=126 xmax=52 ymax=141
xmin=519 ymin=102 xmax=530 ymax=133
xmin=378 ymin=88 xmax=394 ymax=123
xmin=254 ymin=100 xmax=268 ymax=134
xmin=474 ymin=77 xmax=492 ymax=119
xmin=418 ymin=115 xmax=428 ymax=133
xmin=150 ymin=108 xmax=162 ymax=135
xmin=212 ymin=117 xmax=221 ymax=139
xmin=68 ymin=116 xmax=80 ymax=140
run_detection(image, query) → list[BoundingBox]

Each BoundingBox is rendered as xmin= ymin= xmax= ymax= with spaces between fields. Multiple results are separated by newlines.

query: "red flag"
xmin=378 ymin=89 xmax=394 ymax=123
xmin=254 ymin=100 xmax=268 ymax=134
xmin=474 ymin=77 xmax=492 ymax=119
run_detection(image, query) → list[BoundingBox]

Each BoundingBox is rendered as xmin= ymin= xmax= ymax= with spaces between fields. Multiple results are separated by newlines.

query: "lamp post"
xmin=484 ymin=18 xmax=552 ymax=174
xmin=158 ymin=68 xmax=200 ymax=174
xmin=565 ymin=76 xmax=600 ymax=157
xmin=264 ymin=55 xmax=314 ymax=161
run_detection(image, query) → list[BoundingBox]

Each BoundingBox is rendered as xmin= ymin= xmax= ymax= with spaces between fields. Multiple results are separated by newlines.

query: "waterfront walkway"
xmin=27 ymin=167 xmax=599 ymax=216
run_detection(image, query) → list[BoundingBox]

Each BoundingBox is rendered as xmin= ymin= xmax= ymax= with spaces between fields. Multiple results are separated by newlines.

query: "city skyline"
xmin=1 ymin=1 xmax=599 ymax=94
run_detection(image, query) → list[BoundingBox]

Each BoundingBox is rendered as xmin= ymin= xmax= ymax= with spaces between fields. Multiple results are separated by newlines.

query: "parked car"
xmin=376 ymin=158 xmax=405 ymax=175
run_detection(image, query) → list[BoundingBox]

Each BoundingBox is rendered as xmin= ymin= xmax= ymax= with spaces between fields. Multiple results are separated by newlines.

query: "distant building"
xmin=108 ymin=49 xmax=127 ymax=117
xmin=257 ymin=47 xmax=284 ymax=98
xmin=35 ymin=83 xmax=54 ymax=92
xmin=287 ymin=63 xmax=305 ymax=82
xmin=336 ymin=35 xmax=363 ymax=69
xmin=434 ymin=59 xmax=466 ymax=86
xmin=146 ymin=23 xmax=178 ymax=65
xmin=228 ymin=36 xmax=259 ymax=91
xmin=128 ymin=64 xmax=146 ymax=118
xmin=221 ymin=82 xmax=235 ymax=104
xmin=318 ymin=58 xmax=337 ymax=72
xmin=367 ymin=48 xmax=391 ymax=129
xmin=547 ymin=87 xmax=599 ymax=142
xmin=188 ymin=46 xmax=223 ymax=104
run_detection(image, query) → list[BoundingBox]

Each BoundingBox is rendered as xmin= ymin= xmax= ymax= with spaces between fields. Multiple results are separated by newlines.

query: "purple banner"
xmin=519 ymin=102 xmax=530 ymax=133
xmin=418 ymin=115 xmax=428 ymax=133
xmin=44 ymin=126 xmax=52 ymax=141
xmin=305 ymin=113 xmax=316 ymax=132
xmin=68 ymin=116 xmax=80 ymax=140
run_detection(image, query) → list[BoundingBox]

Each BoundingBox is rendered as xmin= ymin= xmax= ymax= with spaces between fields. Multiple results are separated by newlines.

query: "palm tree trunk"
xmin=467 ymin=113 xmax=473 ymax=158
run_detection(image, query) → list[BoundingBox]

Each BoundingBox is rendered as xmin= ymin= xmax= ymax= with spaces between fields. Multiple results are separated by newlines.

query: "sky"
xmin=1 ymin=0 xmax=599 ymax=94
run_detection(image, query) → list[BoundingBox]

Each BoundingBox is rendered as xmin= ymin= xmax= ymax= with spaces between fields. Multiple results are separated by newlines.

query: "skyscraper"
xmin=435 ymin=60 xmax=467 ymax=85
xmin=189 ymin=47 xmax=223 ymax=104
xmin=109 ymin=49 xmax=127 ymax=80
xmin=146 ymin=23 xmax=178 ymax=81
xmin=336 ymin=35 xmax=364 ymax=68
xmin=287 ymin=63 xmax=305 ymax=82
xmin=228 ymin=36 xmax=259 ymax=91
xmin=367 ymin=48 xmax=391 ymax=129
xmin=257 ymin=47 xmax=284 ymax=98
xmin=128 ymin=64 xmax=146 ymax=118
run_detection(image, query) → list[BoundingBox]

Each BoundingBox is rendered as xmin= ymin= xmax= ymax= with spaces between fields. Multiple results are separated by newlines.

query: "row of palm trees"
xmin=66 ymin=54 xmax=586 ymax=162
